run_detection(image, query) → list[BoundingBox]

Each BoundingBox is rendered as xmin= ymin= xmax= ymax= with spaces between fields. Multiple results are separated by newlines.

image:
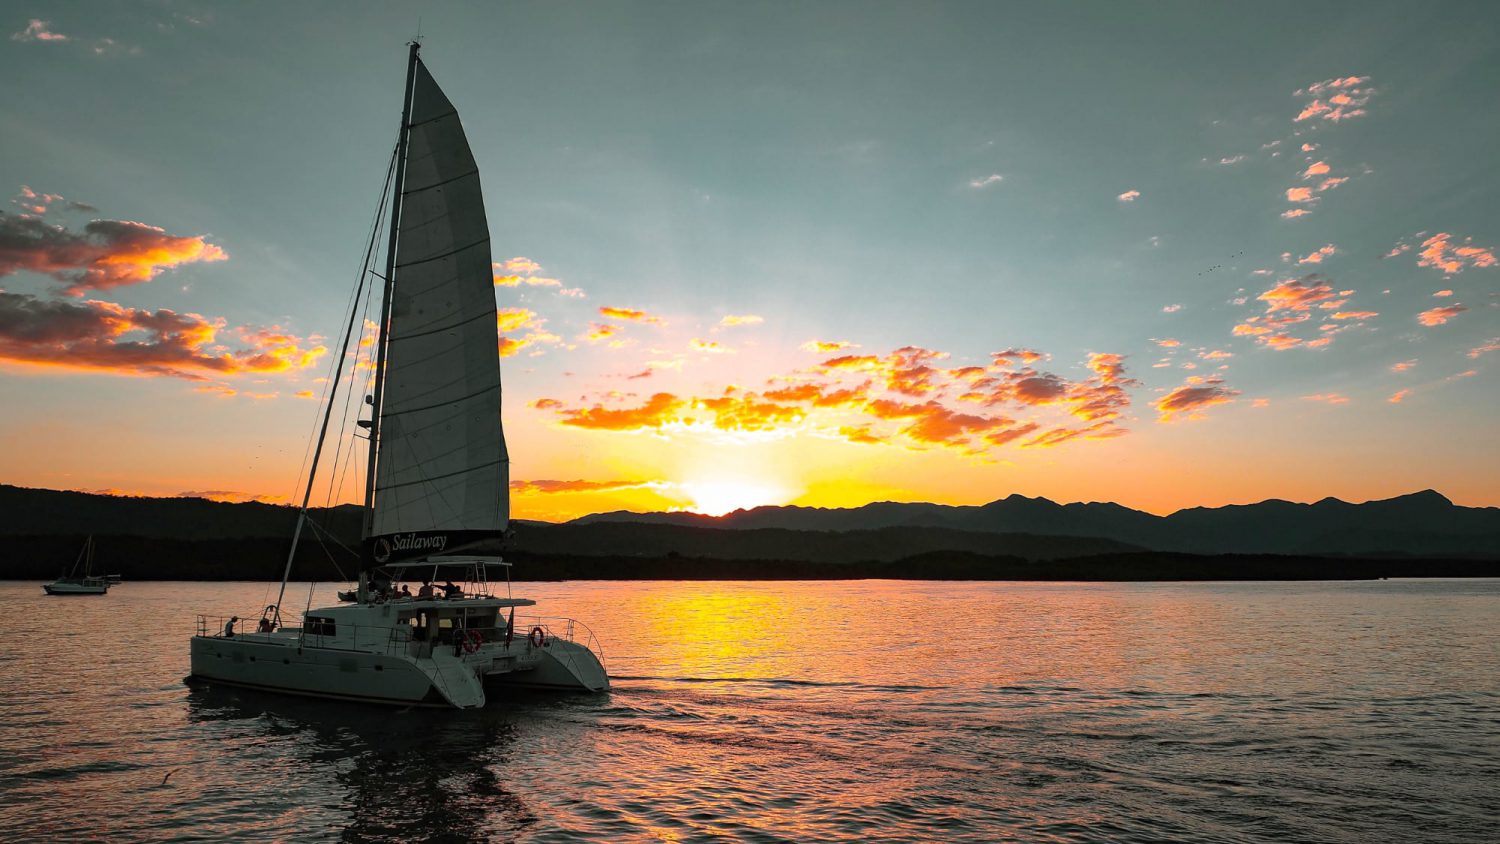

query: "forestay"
xmin=369 ymin=59 xmax=508 ymax=564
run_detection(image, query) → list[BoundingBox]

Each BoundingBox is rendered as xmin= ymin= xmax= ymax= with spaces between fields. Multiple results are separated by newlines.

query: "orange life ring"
xmin=461 ymin=629 xmax=483 ymax=654
xmin=529 ymin=626 xmax=546 ymax=648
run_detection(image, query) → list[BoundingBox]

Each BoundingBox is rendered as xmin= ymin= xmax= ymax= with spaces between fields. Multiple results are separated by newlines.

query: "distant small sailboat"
xmin=44 ymin=536 xmax=112 ymax=596
xmin=187 ymin=43 xmax=608 ymax=708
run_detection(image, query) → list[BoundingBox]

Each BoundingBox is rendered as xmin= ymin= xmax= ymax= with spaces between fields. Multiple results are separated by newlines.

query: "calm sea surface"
xmin=0 ymin=579 xmax=1496 ymax=842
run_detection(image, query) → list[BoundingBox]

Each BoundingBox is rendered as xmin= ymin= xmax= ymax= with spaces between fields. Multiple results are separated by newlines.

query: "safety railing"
xmin=515 ymin=615 xmax=608 ymax=672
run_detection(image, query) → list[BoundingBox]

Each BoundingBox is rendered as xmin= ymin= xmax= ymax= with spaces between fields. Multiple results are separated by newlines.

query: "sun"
xmin=678 ymin=479 xmax=790 ymax=517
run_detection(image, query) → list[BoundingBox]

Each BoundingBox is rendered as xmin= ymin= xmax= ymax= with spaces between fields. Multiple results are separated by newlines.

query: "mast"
xmin=359 ymin=41 xmax=421 ymax=600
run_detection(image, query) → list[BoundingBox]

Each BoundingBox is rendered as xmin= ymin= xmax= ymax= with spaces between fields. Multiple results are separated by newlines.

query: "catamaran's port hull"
xmin=189 ymin=636 xmax=444 ymax=706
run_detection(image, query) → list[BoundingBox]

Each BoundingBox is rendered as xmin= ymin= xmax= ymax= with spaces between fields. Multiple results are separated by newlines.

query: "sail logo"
xmin=372 ymin=533 xmax=448 ymax=563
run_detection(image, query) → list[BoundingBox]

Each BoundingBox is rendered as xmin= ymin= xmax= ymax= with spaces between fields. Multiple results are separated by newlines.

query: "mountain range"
xmin=570 ymin=490 xmax=1500 ymax=558
xmin=1 ymin=485 xmax=1497 ymax=570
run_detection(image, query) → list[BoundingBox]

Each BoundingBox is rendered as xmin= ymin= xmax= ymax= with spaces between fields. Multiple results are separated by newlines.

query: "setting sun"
xmin=678 ymin=479 xmax=791 ymax=517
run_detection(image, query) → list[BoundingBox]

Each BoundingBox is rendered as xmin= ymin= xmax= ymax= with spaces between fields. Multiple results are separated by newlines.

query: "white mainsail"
xmin=368 ymin=59 xmax=508 ymax=561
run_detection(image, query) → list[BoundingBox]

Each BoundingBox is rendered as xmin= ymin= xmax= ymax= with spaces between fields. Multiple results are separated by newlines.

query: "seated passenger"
xmin=441 ymin=580 xmax=462 ymax=598
xmin=398 ymin=584 xmax=413 ymax=599
xmin=418 ymin=581 xmax=435 ymax=599
xmin=224 ymin=616 xmax=238 ymax=638
xmin=258 ymin=616 xmax=275 ymax=633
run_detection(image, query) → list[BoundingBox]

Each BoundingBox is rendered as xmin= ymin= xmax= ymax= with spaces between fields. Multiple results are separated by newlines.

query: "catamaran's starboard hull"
xmin=189 ymin=636 xmax=447 ymax=707
xmin=44 ymin=583 xmax=109 ymax=595
xmin=486 ymin=638 xmax=610 ymax=692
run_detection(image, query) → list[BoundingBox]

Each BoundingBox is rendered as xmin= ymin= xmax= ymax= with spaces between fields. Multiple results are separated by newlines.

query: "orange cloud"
xmin=1297 ymin=244 xmax=1337 ymax=264
xmin=540 ymin=345 xmax=1138 ymax=456
xmin=1259 ymin=276 xmax=1337 ymax=312
xmin=583 ymin=322 xmax=620 ymax=343
xmin=1433 ymin=289 xmax=1453 ymax=297
xmin=801 ymin=339 xmax=856 ymax=353
xmin=599 ymin=306 xmax=664 ymax=325
xmin=1388 ymin=389 xmax=1410 ymax=404
xmin=1415 ymin=233 xmax=1498 ymax=274
xmin=690 ymin=338 xmax=731 ymax=354
xmin=1302 ymin=393 xmax=1350 ymax=404
xmin=1154 ymin=338 xmax=1180 ymax=348
xmin=1286 ymin=187 xmax=1315 ymax=203
xmin=1331 ymin=310 xmax=1378 ymax=320
xmin=0 ymin=215 xmax=227 ymax=295
xmin=0 ymin=291 xmax=324 ymax=380
xmin=496 ymin=257 xmax=541 ymax=274
xmin=554 ymin=392 xmax=686 ymax=430
xmin=1156 ymin=378 xmax=1239 ymax=422
xmin=1390 ymin=360 xmax=1417 ymax=373
xmin=510 ymin=479 xmax=662 ymax=494
xmin=1117 ymin=190 xmax=1141 ymax=202
xmin=1468 ymin=339 xmax=1499 ymax=359
xmin=530 ymin=398 xmax=563 ymax=409
xmin=496 ymin=307 xmax=536 ymax=333
xmin=718 ymin=314 xmax=763 ymax=327
xmin=1301 ymin=161 xmax=1331 ymax=178
xmin=1417 ymin=304 xmax=1467 ymax=326
xmin=1294 ymin=76 xmax=1374 ymax=122
xmin=1281 ymin=209 xmax=1311 ymax=219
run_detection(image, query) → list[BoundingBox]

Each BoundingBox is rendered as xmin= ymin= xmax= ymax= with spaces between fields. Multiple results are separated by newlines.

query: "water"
xmin=0 ymin=579 xmax=1496 ymax=842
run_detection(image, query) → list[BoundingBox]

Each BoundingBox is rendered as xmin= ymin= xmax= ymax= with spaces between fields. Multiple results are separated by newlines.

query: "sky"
xmin=1 ymin=1 xmax=1497 ymax=521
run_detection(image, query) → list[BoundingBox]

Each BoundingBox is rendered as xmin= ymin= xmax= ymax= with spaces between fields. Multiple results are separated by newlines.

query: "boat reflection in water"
xmin=185 ymin=683 xmax=563 ymax=841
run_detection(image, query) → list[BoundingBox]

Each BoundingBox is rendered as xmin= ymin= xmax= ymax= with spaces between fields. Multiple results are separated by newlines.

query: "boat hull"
xmin=487 ymin=637 xmax=610 ymax=692
xmin=44 ymin=582 xmax=109 ymax=595
xmin=189 ymin=635 xmax=448 ymax=707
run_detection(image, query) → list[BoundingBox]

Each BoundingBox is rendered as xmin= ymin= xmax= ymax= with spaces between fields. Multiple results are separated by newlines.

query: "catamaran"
xmin=188 ymin=44 xmax=608 ymax=708
xmin=44 ymin=536 xmax=113 ymax=595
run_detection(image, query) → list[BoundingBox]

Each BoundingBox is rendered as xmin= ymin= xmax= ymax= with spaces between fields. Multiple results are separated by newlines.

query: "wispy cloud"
xmin=1117 ymin=190 xmax=1141 ymax=203
xmin=718 ymin=314 xmax=763 ymax=328
xmin=1302 ymin=393 xmax=1350 ymax=404
xmin=800 ymin=339 xmax=857 ymax=353
xmin=11 ymin=19 xmax=68 ymax=42
xmin=599 ymin=306 xmax=665 ymax=325
xmin=1468 ymin=339 xmax=1500 ymax=359
xmin=969 ymin=174 xmax=1004 ymax=189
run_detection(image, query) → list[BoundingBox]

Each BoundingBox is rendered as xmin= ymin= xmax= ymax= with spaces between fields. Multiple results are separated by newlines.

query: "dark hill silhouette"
xmin=2 ymin=485 xmax=1496 ymax=578
xmin=573 ymin=489 xmax=1500 ymax=557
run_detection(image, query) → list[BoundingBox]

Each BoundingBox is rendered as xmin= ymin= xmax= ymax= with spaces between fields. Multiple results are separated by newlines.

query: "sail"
xmin=367 ymin=59 xmax=508 ymax=565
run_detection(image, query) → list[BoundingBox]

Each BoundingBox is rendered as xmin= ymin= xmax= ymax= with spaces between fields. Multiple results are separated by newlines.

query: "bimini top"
xmin=313 ymin=595 xmax=536 ymax=619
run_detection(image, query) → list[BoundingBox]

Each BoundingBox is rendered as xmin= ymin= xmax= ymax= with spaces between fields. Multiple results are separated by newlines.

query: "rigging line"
xmin=275 ymin=136 xmax=401 ymax=616
xmin=269 ymin=139 xmax=396 ymax=615
xmin=314 ymin=142 xmax=400 ymax=540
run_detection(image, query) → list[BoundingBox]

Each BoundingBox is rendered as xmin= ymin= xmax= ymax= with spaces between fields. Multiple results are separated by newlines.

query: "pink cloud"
xmin=1467 ymin=339 xmax=1499 ymax=359
xmin=1117 ymin=190 xmax=1140 ymax=203
xmin=1417 ymin=304 xmax=1467 ymax=326
xmin=1302 ymin=393 xmax=1350 ymax=404
xmin=1388 ymin=389 xmax=1410 ymax=404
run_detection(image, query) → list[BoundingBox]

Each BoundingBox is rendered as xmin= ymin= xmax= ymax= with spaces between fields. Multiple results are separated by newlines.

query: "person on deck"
xmin=258 ymin=616 xmax=274 ymax=633
xmin=418 ymin=581 xmax=435 ymax=599
xmin=224 ymin=617 xmax=237 ymax=638
xmin=399 ymin=584 xmax=413 ymax=599
xmin=441 ymin=580 xmax=462 ymax=599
